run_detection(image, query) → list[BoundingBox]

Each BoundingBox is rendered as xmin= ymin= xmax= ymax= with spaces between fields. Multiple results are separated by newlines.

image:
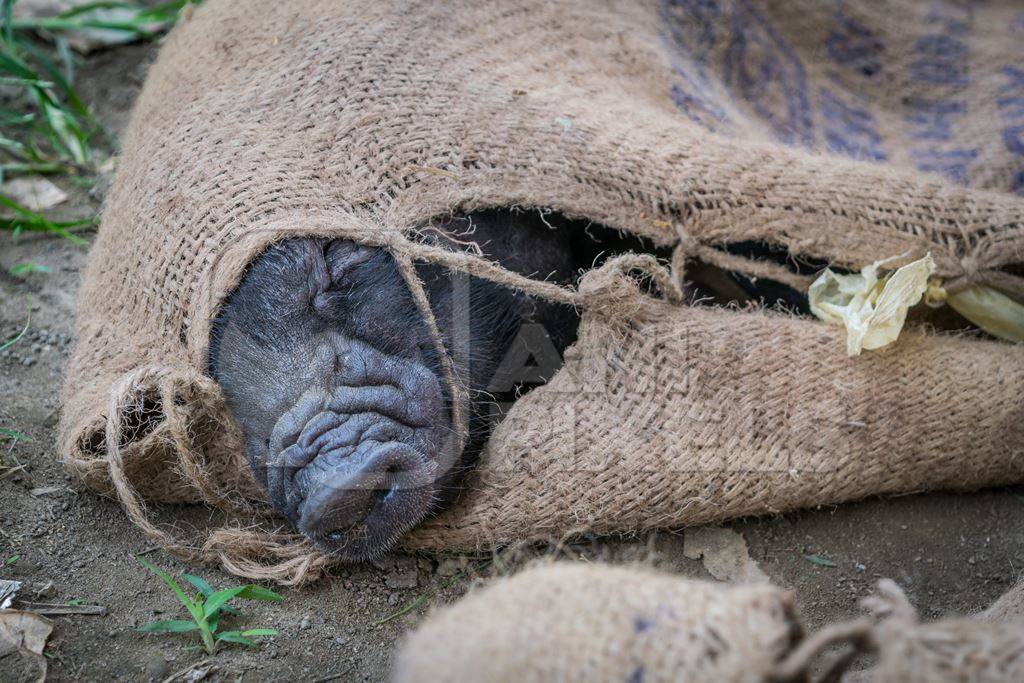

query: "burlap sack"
xmin=981 ymin=577 xmax=1024 ymax=624
xmin=392 ymin=564 xmax=802 ymax=683
xmin=392 ymin=564 xmax=1024 ymax=683
xmin=60 ymin=0 xmax=1024 ymax=582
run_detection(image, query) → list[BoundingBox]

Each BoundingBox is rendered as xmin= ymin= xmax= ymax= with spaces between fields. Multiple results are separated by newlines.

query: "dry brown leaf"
xmin=0 ymin=609 xmax=52 ymax=682
xmin=683 ymin=526 xmax=769 ymax=583
xmin=1 ymin=177 xmax=68 ymax=212
xmin=0 ymin=609 xmax=52 ymax=656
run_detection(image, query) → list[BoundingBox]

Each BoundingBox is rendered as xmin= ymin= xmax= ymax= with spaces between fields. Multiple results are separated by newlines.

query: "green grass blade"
xmin=56 ymin=2 xmax=142 ymax=19
xmin=10 ymin=17 xmax=159 ymax=37
xmin=202 ymin=586 xmax=248 ymax=619
xmin=214 ymin=631 xmax=256 ymax=646
xmin=0 ymin=48 xmax=42 ymax=82
xmin=235 ymin=585 xmax=283 ymax=602
xmin=54 ymin=36 xmax=74 ymax=85
xmin=0 ymin=298 xmax=30 ymax=353
xmin=182 ymin=574 xmax=214 ymax=597
xmin=0 ymin=162 xmax=65 ymax=174
xmin=137 ymin=619 xmax=198 ymax=633
xmin=0 ymin=428 xmax=32 ymax=443
xmin=803 ymin=554 xmax=837 ymax=568
xmin=239 ymin=628 xmax=278 ymax=637
xmin=0 ymin=193 xmax=93 ymax=243
xmin=0 ymin=110 xmax=36 ymax=126
xmin=0 ymin=75 xmax=55 ymax=87
xmin=9 ymin=262 xmax=51 ymax=276
xmin=184 ymin=574 xmax=241 ymax=617
xmin=17 ymin=39 xmax=93 ymax=120
xmin=1 ymin=0 xmax=13 ymax=45
xmin=34 ymin=91 xmax=90 ymax=164
xmin=134 ymin=555 xmax=201 ymax=619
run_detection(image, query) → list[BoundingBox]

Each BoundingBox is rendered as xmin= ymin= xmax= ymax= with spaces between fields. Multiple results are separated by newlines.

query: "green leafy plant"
xmin=0 ymin=0 xmax=197 ymax=172
xmin=0 ymin=0 xmax=197 ymax=239
xmin=0 ymin=427 xmax=32 ymax=442
xmin=4 ymin=553 xmax=19 ymax=566
xmin=0 ymin=297 xmax=30 ymax=353
xmin=802 ymin=553 xmax=837 ymax=568
xmin=135 ymin=555 xmax=281 ymax=654
xmin=8 ymin=261 xmax=50 ymax=276
xmin=0 ymin=192 xmax=93 ymax=241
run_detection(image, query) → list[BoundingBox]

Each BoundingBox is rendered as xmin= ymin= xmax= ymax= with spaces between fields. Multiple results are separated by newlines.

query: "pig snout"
xmin=259 ymin=335 xmax=450 ymax=558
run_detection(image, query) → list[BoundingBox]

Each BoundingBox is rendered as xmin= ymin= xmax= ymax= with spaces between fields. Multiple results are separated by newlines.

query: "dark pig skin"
xmin=209 ymin=210 xmax=581 ymax=560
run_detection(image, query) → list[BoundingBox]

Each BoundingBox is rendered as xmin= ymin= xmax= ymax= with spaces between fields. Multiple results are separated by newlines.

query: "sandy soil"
xmin=1 ymin=38 xmax=1022 ymax=683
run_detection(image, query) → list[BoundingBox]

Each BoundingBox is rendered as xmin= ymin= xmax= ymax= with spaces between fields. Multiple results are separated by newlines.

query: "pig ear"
xmin=324 ymin=240 xmax=376 ymax=283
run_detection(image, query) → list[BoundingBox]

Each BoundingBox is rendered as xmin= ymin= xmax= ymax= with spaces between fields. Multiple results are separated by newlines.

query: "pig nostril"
xmin=296 ymin=443 xmax=429 ymax=543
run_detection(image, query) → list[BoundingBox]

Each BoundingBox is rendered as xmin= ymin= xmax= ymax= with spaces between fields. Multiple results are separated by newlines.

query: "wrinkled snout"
xmin=297 ymin=440 xmax=433 ymax=543
xmin=254 ymin=335 xmax=451 ymax=559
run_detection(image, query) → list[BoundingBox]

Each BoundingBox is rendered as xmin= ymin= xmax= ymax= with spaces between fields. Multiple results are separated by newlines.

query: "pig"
xmin=209 ymin=209 xmax=805 ymax=560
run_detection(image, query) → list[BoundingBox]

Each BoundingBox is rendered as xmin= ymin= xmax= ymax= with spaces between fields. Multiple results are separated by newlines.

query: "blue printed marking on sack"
xmin=911 ymin=34 xmax=968 ymax=87
xmin=904 ymin=3 xmax=977 ymax=185
xmin=819 ymin=88 xmax=885 ymax=161
xmin=998 ymin=66 xmax=1024 ymax=194
xmin=660 ymin=0 xmax=732 ymax=131
xmin=904 ymin=99 xmax=965 ymax=142
xmin=664 ymin=0 xmax=720 ymax=60
xmin=820 ymin=8 xmax=887 ymax=162
xmin=660 ymin=0 xmax=812 ymax=146
xmin=723 ymin=0 xmax=813 ymax=146
xmin=826 ymin=13 xmax=884 ymax=78
xmin=911 ymin=148 xmax=978 ymax=185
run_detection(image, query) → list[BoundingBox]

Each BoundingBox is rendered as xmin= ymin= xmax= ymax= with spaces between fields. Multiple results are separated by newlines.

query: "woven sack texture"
xmin=393 ymin=563 xmax=1024 ymax=683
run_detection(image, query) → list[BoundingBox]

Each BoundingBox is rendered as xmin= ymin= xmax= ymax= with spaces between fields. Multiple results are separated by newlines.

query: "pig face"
xmin=210 ymin=211 xmax=613 ymax=560
xmin=211 ymin=239 xmax=469 ymax=560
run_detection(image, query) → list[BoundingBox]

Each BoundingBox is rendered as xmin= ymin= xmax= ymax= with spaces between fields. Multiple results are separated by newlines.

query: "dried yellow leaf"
xmin=809 ymin=254 xmax=935 ymax=356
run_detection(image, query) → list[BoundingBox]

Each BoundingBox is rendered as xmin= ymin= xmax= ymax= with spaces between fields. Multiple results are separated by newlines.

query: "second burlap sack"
xmin=393 ymin=563 xmax=1024 ymax=683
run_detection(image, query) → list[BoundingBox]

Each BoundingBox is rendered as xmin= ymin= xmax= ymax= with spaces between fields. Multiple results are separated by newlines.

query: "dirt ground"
xmin=1 ymin=38 xmax=1022 ymax=683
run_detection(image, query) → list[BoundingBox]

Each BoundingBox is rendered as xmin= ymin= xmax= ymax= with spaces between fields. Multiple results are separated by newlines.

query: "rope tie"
xmin=104 ymin=366 xmax=212 ymax=565
xmin=769 ymin=580 xmax=922 ymax=683
xmin=944 ymin=265 xmax=1024 ymax=300
xmin=674 ymin=230 xmax=815 ymax=293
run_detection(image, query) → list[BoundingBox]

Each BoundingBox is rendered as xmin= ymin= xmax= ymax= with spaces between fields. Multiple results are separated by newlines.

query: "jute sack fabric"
xmin=981 ymin=577 xmax=1024 ymax=624
xmin=392 ymin=564 xmax=802 ymax=683
xmin=392 ymin=563 xmax=1024 ymax=683
xmin=59 ymin=0 xmax=1024 ymax=583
